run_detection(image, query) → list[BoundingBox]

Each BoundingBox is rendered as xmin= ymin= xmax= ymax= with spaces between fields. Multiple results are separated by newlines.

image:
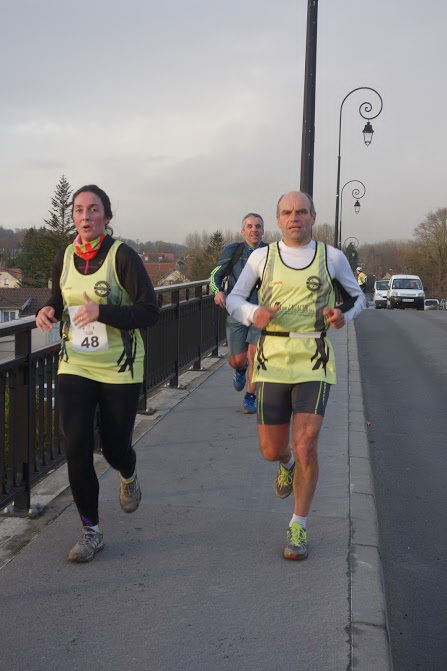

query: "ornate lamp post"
xmin=343 ymin=236 xmax=359 ymax=250
xmin=333 ymin=87 xmax=383 ymax=248
xmin=343 ymin=236 xmax=360 ymax=272
xmin=300 ymin=0 xmax=319 ymax=195
xmin=338 ymin=180 xmax=366 ymax=248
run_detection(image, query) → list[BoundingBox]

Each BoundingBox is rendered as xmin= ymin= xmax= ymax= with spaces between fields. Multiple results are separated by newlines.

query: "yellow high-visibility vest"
xmin=253 ymin=241 xmax=336 ymax=385
xmin=58 ymin=240 xmax=144 ymax=383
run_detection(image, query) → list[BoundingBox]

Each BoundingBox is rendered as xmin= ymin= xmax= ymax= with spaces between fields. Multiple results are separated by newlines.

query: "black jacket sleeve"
xmin=97 ymin=244 xmax=160 ymax=330
xmin=43 ymin=249 xmax=65 ymax=320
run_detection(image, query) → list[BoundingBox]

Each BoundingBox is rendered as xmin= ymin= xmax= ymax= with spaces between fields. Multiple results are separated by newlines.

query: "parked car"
xmin=387 ymin=274 xmax=424 ymax=310
xmin=424 ymin=299 xmax=440 ymax=310
xmin=373 ymin=279 xmax=389 ymax=309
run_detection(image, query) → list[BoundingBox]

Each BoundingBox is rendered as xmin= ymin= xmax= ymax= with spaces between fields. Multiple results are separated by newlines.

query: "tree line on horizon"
xmin=2 ymin=175 xmax=446 ymax=297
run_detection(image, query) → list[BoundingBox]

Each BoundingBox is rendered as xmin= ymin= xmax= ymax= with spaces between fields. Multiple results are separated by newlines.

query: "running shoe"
xmin=232 ymin=365 xmax=247 ymax=392
xmin=283 ymin=522 xmax=308 ymax=560
xmin=243 ymin=393 xmax=256 ymax=414
xmin=274 ymin=462 xmax=295 ymax=499
xmin=119 ymin=472 xmax=142 ymax=513
xmin=68 ymin=527 xmax=104 ymax=563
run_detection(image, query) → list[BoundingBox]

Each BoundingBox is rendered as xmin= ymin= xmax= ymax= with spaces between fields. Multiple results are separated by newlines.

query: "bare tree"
xmin=413 ymin=208 xmax=447 ymax=296
xmin=313 ymin=223 xmax=334 ymax=244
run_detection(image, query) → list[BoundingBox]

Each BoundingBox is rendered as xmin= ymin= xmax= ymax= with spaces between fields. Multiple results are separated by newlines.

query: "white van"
xmin=373 ymin=279 xmax=389 ymax=309
xmin=387 ymin=275 xmax=424 ymax=310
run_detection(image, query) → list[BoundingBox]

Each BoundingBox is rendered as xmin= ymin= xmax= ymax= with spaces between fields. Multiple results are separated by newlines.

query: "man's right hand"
xmin=36 ymin=306 xmax=57 ymax=332
xmin=252 ymin=305 xmax=280 ymax=329
xmin=214 ymin=291 xmax=226 ymax=308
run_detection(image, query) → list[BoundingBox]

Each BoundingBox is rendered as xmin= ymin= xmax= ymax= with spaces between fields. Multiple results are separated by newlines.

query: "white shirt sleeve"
xmin=226 ymin=246 xmax=268 ymax=325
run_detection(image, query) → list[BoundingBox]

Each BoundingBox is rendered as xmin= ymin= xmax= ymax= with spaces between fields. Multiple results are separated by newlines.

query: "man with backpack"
xmin=211 ymin=213 xmax=266 ymax=414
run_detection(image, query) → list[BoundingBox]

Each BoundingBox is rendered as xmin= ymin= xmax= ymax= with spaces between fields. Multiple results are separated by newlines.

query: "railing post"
xmin=138 ymin=325 xmax=149 ymax=412
xmin=8 ymin=329 xmax=43 ymax=517
xmin=169 ymin=289 xmax=180 ymax=387
xmin=193 ymin=285 xmax=203 ymax=370
xmin=212 ymin=287 xmax=219 ymax=356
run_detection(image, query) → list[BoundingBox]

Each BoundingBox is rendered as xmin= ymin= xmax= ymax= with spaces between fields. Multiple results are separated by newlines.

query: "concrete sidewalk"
xmin=0 ymin=325 xmax=391 ymax=671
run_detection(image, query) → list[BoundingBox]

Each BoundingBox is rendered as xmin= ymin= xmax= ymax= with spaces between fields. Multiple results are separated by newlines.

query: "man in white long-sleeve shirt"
xmin=227 ymin=191 xmax=365 ymax=560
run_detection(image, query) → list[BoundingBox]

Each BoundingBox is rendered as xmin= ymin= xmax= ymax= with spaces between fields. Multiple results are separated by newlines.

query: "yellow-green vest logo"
xmin=94 ymin=280 xmax=111 ymax=298
xmin=306 ymin=275 xmax=321 ymax=292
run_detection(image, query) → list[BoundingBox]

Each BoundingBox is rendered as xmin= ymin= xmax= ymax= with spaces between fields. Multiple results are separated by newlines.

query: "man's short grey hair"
xmin=241 ymin=212 xmax=264 ymax=228
xmin=276 ymin=192 xmax=316 ymax=217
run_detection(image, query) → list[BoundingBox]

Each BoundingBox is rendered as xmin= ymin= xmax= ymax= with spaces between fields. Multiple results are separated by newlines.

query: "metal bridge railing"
xmin=0 ymin=280 xmax=226 ymax=516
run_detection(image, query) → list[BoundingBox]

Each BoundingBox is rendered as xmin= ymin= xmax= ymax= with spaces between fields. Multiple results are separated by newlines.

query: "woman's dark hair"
xmin=71 ymin=184 xmax=113 ymax=220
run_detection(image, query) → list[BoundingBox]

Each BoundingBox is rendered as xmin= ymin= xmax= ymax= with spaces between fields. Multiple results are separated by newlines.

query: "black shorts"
xmin=256 ymin=381 xmax=331 ymax=425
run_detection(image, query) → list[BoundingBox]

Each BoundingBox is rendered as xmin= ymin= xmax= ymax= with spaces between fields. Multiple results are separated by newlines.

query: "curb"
xmin=348 ymin=321 xmax=393 ymax=670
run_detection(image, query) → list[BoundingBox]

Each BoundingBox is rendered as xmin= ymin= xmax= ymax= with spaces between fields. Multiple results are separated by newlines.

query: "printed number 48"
xmin=81 ymin=336 xmax=100 ymax=348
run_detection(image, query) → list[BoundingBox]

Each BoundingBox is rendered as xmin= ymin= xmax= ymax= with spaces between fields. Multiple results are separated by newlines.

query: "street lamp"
xmin=333 ymin=87 xmax=383 ymax=248
xmin=343 ymin=236 xmax=359 ymax=250
xmin=338 ymin=180 xmax=366 ymax=248
xmin=342 ymin=236 xmax=360 ymax=273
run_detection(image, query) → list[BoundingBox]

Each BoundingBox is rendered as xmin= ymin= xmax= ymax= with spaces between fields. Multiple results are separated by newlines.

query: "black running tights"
xmin=58 ymin=374 xmax=141 ymax=526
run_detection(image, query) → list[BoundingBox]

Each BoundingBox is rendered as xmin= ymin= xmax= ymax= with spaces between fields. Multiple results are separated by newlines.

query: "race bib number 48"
xmin=68 ymin=306 xmax=109 ymax=352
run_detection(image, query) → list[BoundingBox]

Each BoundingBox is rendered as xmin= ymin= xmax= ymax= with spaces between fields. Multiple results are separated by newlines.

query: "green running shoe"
xmin=274 ymin=462 xmax=295 ymax=499
xmin=283 ymin=522 xmax=308 ymax=560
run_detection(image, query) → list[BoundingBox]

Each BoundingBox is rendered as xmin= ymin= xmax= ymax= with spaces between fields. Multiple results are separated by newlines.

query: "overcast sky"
xmin=1 ymin=0 xmax=445 ymax=245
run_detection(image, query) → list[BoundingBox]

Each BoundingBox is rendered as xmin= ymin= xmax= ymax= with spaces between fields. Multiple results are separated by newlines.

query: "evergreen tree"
xmin=14 ymin=227 xmax=59 ymax=287
xmin=205 ymin=231 xmax=224 ymax=268
xmin=189 ymin=230 xmax=224 ymax=280
xmin=15 ymin=176 xmax=76 ymax=286
xmin=43 ymin=174 xmax=76 ymax=244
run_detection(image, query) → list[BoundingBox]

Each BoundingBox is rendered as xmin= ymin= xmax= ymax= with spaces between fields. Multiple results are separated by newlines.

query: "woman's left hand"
xmin=73 ymin=292 xmax=100 ymax=328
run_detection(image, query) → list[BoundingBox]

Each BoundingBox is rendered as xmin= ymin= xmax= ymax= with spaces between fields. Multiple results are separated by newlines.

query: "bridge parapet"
xmin=0 ymin=280 xmax=226 ymax=516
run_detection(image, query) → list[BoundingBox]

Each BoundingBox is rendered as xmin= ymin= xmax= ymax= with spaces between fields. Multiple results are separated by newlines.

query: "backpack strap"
xmin=223 ymin=241 xmax=261 ymax=298
xmin=222 ymin=242 xmax=245 ymax=282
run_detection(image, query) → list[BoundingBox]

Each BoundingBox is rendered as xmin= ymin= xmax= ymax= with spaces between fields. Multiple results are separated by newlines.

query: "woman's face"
xmin=72 ymin=191 xmax=109 ymax=243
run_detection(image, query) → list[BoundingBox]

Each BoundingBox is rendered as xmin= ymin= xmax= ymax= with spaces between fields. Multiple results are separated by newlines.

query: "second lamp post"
xmin=333 ymin=87 xmax=383 ymax=248
xmin=338 ymin=180 xmax=366 ymax=249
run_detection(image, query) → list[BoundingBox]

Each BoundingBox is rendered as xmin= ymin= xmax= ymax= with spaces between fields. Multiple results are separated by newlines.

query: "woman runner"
xmin=36 ymin=185 xmax=159 ymax=562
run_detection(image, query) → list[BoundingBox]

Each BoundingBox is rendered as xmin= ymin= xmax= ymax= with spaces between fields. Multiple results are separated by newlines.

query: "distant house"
xmin=140 ymin=252 xmax=175 ymax=263
xmin=0 ymin=287 xmax=51 ymax=323
xmin=0 ymin=268 xmax=22 ymax=288
xmin=0 ymin=287 xmax=57 ymax=360
xmin=144 ymin=261 xmax=190 ymax=287
xmin=157 ymin=267 xmax=190 ymax=287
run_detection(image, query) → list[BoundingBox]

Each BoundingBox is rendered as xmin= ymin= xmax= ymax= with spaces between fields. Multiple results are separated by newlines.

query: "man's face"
xmin=241 ymin=216 xmax=264 ymax=248
xmin=276 ymin=192 xmax=315 ymax=246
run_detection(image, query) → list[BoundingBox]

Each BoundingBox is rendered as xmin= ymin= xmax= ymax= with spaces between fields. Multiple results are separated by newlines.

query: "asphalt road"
xmin=355 ymin=308 xmax=447 ymax=671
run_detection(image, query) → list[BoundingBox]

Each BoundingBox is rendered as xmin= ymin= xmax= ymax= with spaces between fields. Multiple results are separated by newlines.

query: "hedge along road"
xmin=355 ymin=308 xmax=447 ymax=671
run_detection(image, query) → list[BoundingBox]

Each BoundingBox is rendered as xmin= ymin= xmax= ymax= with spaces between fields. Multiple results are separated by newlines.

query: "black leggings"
xmin=58 ymin=374 xmax=141 ymax=526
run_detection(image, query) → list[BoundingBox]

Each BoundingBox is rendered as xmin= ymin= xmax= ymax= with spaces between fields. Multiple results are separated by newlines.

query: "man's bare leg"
xmin=290 ymin=413 xmax=323 ymax=516
xmin=228 ymin=351 xmax=247 ymax=371
xmin=257 ymin=423 xmax=292 ymax=464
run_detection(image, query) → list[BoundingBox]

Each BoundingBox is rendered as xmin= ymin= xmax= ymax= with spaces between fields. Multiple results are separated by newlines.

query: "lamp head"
xmin=363 ymin=121 xmax=374 ymax=146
